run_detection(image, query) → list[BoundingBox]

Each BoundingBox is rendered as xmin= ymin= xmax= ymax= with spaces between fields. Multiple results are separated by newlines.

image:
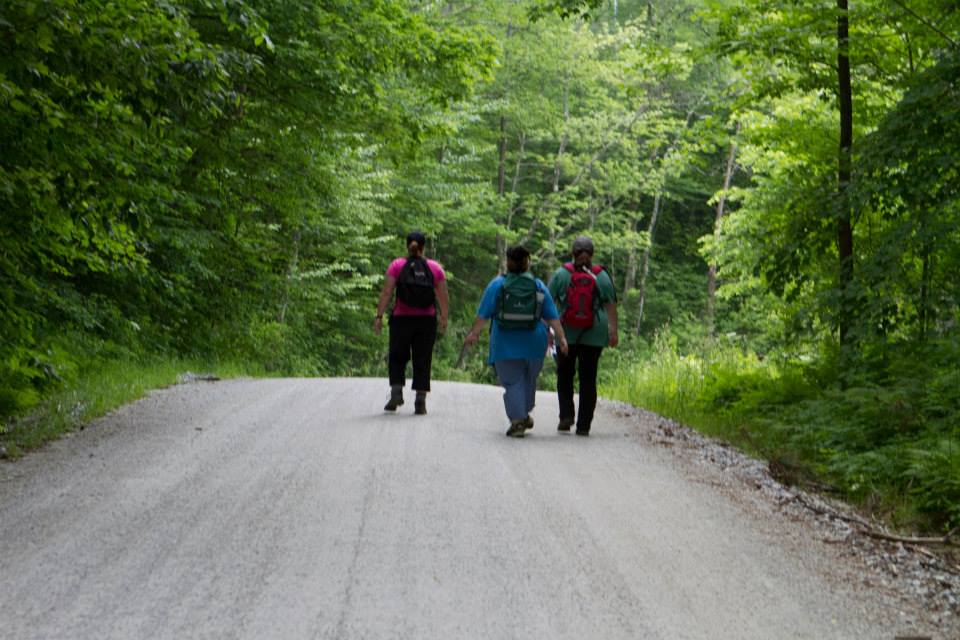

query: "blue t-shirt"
xmin=476 ymin=274 xmax=559 ymax=364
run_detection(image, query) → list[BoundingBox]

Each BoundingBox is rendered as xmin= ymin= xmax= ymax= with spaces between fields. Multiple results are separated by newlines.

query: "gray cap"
xmin=571 ymin=235 xmax=594 ymax=255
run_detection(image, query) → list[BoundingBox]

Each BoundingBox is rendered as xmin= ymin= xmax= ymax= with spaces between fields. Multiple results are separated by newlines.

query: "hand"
xmin=373 ymin=316 xmax=383 ymax=336
xmin=464 ymin=330 xmax=479 ymax=347
xmin=608 ymin=330 xmax=619 ymax=348
xmin=557 ymin=336 xmax=569 ymax=356
xmin=439 ymin=315 xmax=448 ymax=333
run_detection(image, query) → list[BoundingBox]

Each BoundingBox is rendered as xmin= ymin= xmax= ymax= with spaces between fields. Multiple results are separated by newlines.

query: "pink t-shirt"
xmin=387 ymin=256 xmax=446 ymax=316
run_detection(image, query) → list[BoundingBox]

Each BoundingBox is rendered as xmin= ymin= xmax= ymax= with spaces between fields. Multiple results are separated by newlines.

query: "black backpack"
xmin=396 ymin=256 xmax=436 ymax=308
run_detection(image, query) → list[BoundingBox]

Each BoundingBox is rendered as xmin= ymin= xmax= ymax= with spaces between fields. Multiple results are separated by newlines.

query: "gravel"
xmin=605 ymin=399 xmax=960 ymax=638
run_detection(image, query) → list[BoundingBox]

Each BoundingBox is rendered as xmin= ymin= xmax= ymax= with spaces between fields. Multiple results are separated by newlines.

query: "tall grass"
xmin=605 ymin=345 xmax=710 ymax=427
xmin=603 ymin=333 xmax=778 ymax=443
xmin=602 ymin=332 xmax=960 ymax=534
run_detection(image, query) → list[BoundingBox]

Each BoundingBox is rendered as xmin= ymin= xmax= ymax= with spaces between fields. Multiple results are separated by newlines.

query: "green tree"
xmin=0 ymin=0 xmax=494 ymax=414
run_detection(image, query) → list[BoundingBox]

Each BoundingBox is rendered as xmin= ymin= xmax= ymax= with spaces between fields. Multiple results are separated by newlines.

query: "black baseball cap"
xmin=406 ymin=230 xmax=427 ymax=247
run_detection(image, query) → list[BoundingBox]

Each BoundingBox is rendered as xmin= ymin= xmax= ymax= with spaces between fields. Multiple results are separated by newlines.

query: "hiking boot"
xmin=505 ymin=420 xmax=526 ymax=438
xmin=414 ymin=392 xmax=427 ymax=415
xmin=384 ymin=385 xmax=404 ymax=411
xmin=557 ymin=419 xmax=574 ymax=433
xmin=521 ymin=415 xmax=534 ymax=430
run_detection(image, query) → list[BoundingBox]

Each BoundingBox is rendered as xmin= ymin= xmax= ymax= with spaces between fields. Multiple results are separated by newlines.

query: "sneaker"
xmin=575 ymin=428 xmax=590 ymax=437
xmin=557 ymin=419 xmax=574 ymax=432
xmin=505 ymin=420 xmax=526 ymax=438
xmin=384 ymin=387 xmax=404 ymax=411
xmin=521 ymin=415 xmax=534 ymax=430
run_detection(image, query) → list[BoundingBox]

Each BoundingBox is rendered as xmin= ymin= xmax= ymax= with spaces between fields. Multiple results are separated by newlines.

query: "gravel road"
xmin=0 ymin=378 xmax=951 ymax=639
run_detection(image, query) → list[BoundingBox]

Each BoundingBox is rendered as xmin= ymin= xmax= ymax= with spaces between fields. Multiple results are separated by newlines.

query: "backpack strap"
xmin=591 ymin=264 xmax=617 ymax=303
xmin=500 ymin=271 xmax=535 ymax=284
xmin=565 ymin=262 xmax=601 ymax=278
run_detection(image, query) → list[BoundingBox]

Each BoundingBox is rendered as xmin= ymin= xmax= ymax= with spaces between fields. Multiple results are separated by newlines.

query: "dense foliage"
xmin=1 ymin=0 xmax=957 ymax=531
xmin=1 ymin=0 xmax=493 ymax=413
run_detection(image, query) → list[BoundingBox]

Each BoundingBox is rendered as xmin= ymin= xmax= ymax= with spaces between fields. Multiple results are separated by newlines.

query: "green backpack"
xmin=495 ymin=272 xmax=545 ymax=330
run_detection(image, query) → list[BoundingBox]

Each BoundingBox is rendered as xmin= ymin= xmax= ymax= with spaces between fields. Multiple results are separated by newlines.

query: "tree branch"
xmin=793 ymin=493 xmax=958 ymax=547
xmin=887 ymin=0 xmax=960 ymax=49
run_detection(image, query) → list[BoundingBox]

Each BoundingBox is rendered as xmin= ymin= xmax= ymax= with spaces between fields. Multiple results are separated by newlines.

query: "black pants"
xmin=388 ymin=315 xmax=437 ymax=392
xmin=556 ymin=344 xmax=603 ymax=431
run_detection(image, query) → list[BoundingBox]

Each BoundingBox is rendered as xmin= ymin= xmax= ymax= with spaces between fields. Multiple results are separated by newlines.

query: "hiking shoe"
xmin=522 ymin=415 xmax=534 ymax=430
xmin=557 ymin=419 xmax=574 ymax=432
xmin=505 ymin=420 xmax=526 ymax=438
xmin=384 ymin=387 xmax=404 ymax=411
xmin=414 ymin=392 xmax=427 ymax=415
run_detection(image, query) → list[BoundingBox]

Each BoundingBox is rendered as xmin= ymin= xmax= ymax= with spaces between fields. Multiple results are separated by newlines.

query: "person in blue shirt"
xmin=464 ymin=245 xmax=569 ymax=438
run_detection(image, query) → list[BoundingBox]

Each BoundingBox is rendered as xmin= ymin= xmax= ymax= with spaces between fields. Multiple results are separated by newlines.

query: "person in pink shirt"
xmin=373 ymin=231 xmax=449 ymax=414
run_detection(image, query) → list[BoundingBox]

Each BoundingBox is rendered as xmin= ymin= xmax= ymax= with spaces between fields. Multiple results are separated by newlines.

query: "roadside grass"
xmin=601 ymin=335 xmax=960 ymax=535
xmin=0 ymin=356 xmax=262 ymax=459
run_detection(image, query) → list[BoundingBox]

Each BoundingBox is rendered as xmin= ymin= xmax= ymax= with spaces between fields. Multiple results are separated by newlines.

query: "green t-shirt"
xmin=548 ymin=263 xmax=617 ymax=347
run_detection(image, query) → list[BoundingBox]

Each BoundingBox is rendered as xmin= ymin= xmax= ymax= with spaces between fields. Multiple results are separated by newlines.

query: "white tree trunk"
xmin=706 ymin=123 xmax=740 ymax=337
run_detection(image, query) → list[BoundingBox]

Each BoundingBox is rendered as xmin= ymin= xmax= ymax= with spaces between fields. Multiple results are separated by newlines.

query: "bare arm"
xmin=373 ymin=275 xmax=397 ymax=336
xmin=463 ymin=316 xmax=489 ymax=347
xmin=435 ymin=279 xmax=449 ymax=332
xmin=606 ymin=302 xmax=619 ymax=348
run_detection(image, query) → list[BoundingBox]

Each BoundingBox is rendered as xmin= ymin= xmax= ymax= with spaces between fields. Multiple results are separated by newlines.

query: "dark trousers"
xmin=556 ymin=344 xmax=603 ymax=431
xmin=388 ymin=315 xmax=437 ymax=392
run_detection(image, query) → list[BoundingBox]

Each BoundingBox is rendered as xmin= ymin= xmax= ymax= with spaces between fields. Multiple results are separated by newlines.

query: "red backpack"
xmin=561 ymin=263 xmax=603 ymax=329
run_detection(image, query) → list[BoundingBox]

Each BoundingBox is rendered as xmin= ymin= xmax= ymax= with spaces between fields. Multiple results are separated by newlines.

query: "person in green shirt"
xmin=547 ymin=236 xmax=619 ymax=436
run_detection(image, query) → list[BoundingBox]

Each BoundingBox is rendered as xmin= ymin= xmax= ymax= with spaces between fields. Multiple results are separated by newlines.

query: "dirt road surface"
xmin=0 ymin=378 xmax=948 ymax=639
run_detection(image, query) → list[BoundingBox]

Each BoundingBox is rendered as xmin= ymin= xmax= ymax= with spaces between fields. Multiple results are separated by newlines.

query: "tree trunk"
xmin=278 ymin=226 xmax=301 ymax=324
xmin=506 ymin=130 xmax=526 ymax=233
xmin=635 ymin=192 xmax=662 ymax=335
xmin=623 ymin=209 xmax=641 ymax=298
xmin=496 ymin=113 xmax=508 ymax=273
xmin=624 ymin=147 xmax=660 ymax=298
xmin=706 ymin=124 xmax=740 ymax=337
xmin=497 ymin=114 xmax=507 ymax=197
xmin=529 ymin=98 xmax=651 ymax=270
xmin=919 ymin=222 xmax=931 ymax=343
xmin=631 ymin=106 xmax=699 ymax=335
xmin=510 ymin=132 xmax=526 ymax=196
xmin=495 ymin=17 xmax=516 ymax=275
xmin=552 ymin=74 xmax=570 ymax=194
xmin=837 ymin=0 xmax=854 ymax=345
xmin=522 ymin=75 xmax=569 ymax=249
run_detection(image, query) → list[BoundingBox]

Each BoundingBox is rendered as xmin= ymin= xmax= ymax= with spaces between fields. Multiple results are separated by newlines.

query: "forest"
xmin=1 ymin=0 xmax=958 ymax=535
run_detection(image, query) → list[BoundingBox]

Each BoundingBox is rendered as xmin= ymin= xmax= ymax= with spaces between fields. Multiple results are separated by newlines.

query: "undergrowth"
xmin=602 ymin=331 xmax=960 ymax=534
xmin=0 ymin=335 xmax=262 ymax=459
